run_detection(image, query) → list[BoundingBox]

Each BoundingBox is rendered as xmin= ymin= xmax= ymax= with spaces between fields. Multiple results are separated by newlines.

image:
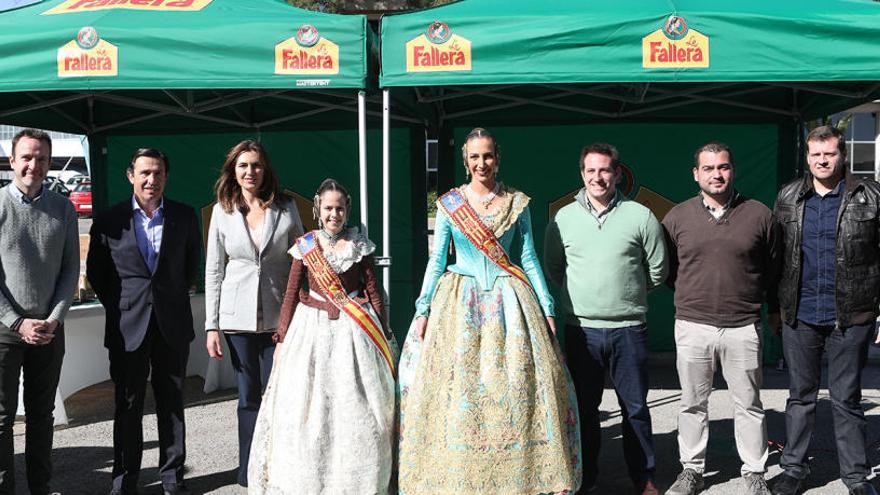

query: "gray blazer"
xmin=204 ymin=198 xmax=304 ymax=332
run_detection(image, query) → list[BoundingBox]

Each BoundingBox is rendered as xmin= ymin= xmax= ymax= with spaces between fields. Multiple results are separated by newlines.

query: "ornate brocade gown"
xmin=398 ymin=187 xmax=581 ymax=494
xmin=248 ymin=231 xmax=397 ymax=494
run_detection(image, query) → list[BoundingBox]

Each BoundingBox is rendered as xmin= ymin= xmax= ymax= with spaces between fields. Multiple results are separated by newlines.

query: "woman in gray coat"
xmin=204 ymin=139 xmax=303 ymax=487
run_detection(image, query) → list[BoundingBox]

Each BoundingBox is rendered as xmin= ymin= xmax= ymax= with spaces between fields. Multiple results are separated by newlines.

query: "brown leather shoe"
xmin=636 ymin=479 xmax=659 ymax=495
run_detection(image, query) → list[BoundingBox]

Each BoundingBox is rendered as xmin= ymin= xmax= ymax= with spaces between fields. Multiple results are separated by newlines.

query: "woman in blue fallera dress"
xmin=397 ymin=128 xmax=581 ymax=495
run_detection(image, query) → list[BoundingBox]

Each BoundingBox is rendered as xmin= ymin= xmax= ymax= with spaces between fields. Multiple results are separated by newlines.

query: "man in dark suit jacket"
xmin=87 ymin=148 xmax=201 ymax=495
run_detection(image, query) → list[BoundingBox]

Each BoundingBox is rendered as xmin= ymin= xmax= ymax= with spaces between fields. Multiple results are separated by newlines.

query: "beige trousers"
xmin=674 ymin=319 xmax=768 ymax=476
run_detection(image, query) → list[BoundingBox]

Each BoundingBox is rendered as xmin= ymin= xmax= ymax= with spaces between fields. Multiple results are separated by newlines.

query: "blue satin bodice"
xmin=414 ymin=191 xmax=555 ymax=318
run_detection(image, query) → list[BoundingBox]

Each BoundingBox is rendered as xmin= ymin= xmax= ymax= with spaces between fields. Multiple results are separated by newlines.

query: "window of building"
xmin=833 ymin=112 xmax=877 ymax=177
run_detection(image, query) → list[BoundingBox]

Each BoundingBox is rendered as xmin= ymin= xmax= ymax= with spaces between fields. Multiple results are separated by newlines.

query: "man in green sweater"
xmin=0 ymin=129 xmax=79 ymax=494
xmin=545 ymin=142 xmax=668 ymax=495
xmin=662 ymin=142 xmax=778 ymax=495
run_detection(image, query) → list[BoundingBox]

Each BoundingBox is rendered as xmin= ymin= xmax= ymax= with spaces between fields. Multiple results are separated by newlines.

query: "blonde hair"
xmin=460 ymin=127 xmax=501 ymax=176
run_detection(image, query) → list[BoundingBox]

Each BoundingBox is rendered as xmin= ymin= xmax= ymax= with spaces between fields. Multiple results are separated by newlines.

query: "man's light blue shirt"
xmin=132 ymin=195 xmax=164 ymax=274
xmin=8 ymin=183 xmax=43 ymax=204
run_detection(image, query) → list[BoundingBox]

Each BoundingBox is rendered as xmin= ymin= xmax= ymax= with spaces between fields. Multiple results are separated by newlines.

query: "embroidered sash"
xmin=438 ymin=189 xmax=531 ymax=288
xmin=297 ymin=232 xmax=395 ymax=374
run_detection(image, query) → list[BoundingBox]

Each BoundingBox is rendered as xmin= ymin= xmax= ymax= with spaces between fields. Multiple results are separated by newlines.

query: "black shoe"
xmin=577 ymin=476 xmax=597 ymax=494
xmin=162 ymin=483 xmax=191 ymax=495
xmin=850 ymin=481 xmax=879 ymax=495
xmin=770 ymin=473 xmax=803 ymax=495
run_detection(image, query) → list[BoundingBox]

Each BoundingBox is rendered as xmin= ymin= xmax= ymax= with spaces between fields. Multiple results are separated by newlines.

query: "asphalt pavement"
xmin=12 ymin=355 xmax=880 ymax=494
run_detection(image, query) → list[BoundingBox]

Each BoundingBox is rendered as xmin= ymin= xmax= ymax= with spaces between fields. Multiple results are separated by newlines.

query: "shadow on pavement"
xmin=62 ymin=377 xmax=237 ymax=428
xmin=13 ymin=442 xmax=159 ymax=494
xmin=587 ymin=364 xmax=880 ymax=494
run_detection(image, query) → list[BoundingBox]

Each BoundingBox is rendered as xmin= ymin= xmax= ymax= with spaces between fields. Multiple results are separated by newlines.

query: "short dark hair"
xmin=806 ymin=125 xmax=847 ymax=156
xmin=11 ymin=128 xmax=52 ymax=157
xmin=694 ymin=141 xmax=735 ymax=168
xmin=128 ymin=148 xmax=170 ymax=173
xmin=579 ymin=142 xmax=619 ymax=170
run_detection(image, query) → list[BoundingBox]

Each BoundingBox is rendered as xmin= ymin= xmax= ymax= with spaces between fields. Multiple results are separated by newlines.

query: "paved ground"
xmin=12 ymin=358 xmax=880 ymax=494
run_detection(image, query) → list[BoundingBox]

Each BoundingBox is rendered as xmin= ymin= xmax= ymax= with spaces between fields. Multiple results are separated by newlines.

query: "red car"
xmin=69 ymin=182 xmax=92 ymax=217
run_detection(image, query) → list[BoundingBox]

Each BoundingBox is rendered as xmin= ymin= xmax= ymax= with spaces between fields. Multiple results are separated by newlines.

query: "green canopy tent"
xmin=379 ymin=0 xmax=880 ymax=352
xmin=0 ymin=0 xmax=427 ymax=337
xmin=0 ymin=0 xmax=378 ymax=220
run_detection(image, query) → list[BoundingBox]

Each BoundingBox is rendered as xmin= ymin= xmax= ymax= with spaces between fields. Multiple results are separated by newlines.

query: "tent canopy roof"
xmin=380 ymin=0 xmax=880 ymax=86
xmin=0 ymin=0 xmax=380 ymax=134
xmin=2 ymin=0 xmax=368 ymax=91
xmin=380 ymin=0 xmax=880 ymax=122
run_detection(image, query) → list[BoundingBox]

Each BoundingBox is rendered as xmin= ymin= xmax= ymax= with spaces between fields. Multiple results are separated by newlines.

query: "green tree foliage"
xmin=286 ymin=0 xmax=454 ymax=14
xmin=286 ymin=0 xmax=344 ymax=13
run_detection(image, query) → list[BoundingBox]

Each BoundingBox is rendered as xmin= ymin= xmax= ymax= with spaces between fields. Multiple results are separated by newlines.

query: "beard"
xmin=699 ymin=181 xmax=731 ymax=198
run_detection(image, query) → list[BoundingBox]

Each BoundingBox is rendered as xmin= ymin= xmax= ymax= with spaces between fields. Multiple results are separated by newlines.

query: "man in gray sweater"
xmin=0 ymin=128 xmax=80 ymax=494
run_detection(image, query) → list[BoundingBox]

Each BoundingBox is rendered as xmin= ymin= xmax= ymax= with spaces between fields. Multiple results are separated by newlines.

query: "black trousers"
xmin=780 ymin=321 xmax=873 ymax=488
xmin=110 ymin=318 xmax=188 ymax=492
xmin=224 ymin=332 xmax=274 ymax=487
xmin=566 ymin=324 xmax=655 ymax=488
xmin=0 ymin=331 xmax=64 ymax=495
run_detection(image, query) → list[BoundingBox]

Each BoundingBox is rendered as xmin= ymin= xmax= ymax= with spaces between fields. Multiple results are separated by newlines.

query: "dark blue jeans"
xmin=225 ymin=332 xmax=275 ymax=487
xmin=566 ymin=324 xmax=655 ymax=488
xmin=0 ymin=330 xmax=64 ymax=495
xmin=780 ymin=321 xmax=873 ymax=488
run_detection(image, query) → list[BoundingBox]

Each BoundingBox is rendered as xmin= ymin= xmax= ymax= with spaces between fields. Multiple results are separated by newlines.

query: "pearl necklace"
xmin=467 ymin=182 xmax=501 ymax=209
xmin=319 ymin=228 xmax=346 ymax=247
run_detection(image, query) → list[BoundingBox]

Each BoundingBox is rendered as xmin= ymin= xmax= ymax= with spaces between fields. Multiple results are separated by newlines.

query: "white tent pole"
xmin=382 ymin=89 xmax=391 ymax=307
xmin=874 ymin=111 xmax=880 ymax=182
xmin=358 ymin=90 xmax=368 ymax=235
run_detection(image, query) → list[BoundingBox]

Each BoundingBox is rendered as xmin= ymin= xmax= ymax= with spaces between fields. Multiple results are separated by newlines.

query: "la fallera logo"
xmin=663 ymin=15 xmax=689 ymax=41
xmin=642 ymin=15 xmax=709 ymax=69
xmin=406 ymin=21 xmax=472 ymax=73
xmin=426 ymin=21 xmax=452 ymax=44
xmin=58 ymin=26 xmax=118 ymax=77
xmin=275 ymin=25 xmax=339 ymax=75
xmin=43 ymin=0 xmax=214 ymax=15
xmin=296 ymin=24 xmax=320 ymax=48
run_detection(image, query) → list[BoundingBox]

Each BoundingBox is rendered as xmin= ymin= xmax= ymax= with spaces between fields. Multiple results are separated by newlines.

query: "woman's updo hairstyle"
xmin=460 ymin=127 xmax=501 ymax=176
xmin=312 ymin=178 xmax=352 ymax=227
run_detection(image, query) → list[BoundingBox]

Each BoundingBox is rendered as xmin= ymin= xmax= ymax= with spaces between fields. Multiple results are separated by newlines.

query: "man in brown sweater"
xmin=662 ymin=142 xmax=780 ymax=495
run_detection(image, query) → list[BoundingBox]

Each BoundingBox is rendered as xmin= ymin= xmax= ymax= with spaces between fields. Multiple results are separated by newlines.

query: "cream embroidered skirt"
xmin=248 ymin=302 xmax=396 ymax=494
xmin=398 ymin=273 xmax=581 ymax=494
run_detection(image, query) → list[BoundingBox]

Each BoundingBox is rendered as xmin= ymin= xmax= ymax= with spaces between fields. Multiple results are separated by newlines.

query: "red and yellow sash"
xmin=297 ymin=232 xmax=395 ymax=374
xmin=438 ymin=189 xmax=532 ymax=288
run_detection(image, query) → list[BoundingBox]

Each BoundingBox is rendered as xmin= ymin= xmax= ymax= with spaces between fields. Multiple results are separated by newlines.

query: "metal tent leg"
xmin=382 ymin=89 xmax=392 ymax=311
xmin=358 ymin=90 xmax=368 ymax=235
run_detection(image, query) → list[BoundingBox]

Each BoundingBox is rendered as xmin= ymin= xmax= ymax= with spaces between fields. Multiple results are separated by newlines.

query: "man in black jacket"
xmin=87 ymin=148 xmax=202 ymax=495
xmin=769 ymin=126 xmax=880 ymax=495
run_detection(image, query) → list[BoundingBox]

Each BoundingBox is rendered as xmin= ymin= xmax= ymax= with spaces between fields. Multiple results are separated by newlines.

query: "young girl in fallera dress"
xmin=248 ymin=179 xmax=397 ymax=494
xmin=397 ymin=128 xmax=581 ymax=495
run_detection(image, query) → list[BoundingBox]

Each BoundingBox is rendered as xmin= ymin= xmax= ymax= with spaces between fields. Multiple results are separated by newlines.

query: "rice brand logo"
xmin=58 ymin=28 xmax=118 ymax=77
xmin=642 ymin=16 xmax=709 ymax=69
xmin=296 ymin=24 xmax=320 ymax=48
xmin=275 ymin=28 xmax=339 ymax=76
xmin=663 ymin=15 xmax=688 ymax=41
xmin=426 ymin=21 xmax=451 ymax=44
xmin=406 ymin=22 xmax=471 ymax=72
xmin=43 ymin=0 xmax=214 ymax=15
xmin=76 ymin=26 xmax=98 ymax=50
